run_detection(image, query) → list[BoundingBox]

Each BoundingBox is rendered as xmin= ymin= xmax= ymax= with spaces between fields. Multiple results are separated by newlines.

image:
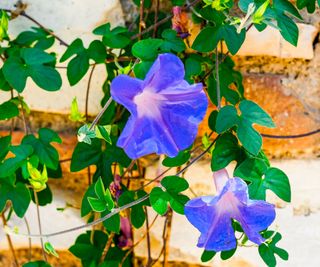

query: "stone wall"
xmin=0 ymin=1 xmax=320 ymax=267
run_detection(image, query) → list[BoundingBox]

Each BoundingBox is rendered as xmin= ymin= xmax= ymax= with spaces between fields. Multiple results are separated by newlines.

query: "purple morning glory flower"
xmin=185 ymin=169 xmax=276 ymax=252
xmin=110 ymin=53 xmax=208 ymax=159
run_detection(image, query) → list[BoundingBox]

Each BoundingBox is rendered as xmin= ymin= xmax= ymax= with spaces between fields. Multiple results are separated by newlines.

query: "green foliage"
xmin=296 ymin=0 xmax=320 ymax=13
xmin=69 ymin=230 xmax=108 ymax=266
xmin=14 ymin=27 xmax=55 ymax=50
xmin=22 ymin=128 xmax=62 ymax=170
xmin=235 ymin=158 xmax=291 ymax=201
xmin=162 ymin=148 xmax=191 ymax=167
xmin=132 ymin=38 xmax=163 ymax=61
xmin=118 ymin=190 xmax=149 ymax=228
xmin=207 ymin=57 xmax=244 ymax=106
xmin=3 ymin=48 xmax=62 ymax=92
xmin=259 ymin=231 xmax=289 ymax=267
xmin=0 ymin=99 xmax=19 ymax=120
xmin=216 ymin=100 xmax=275 ymax=155
xmin=0 ymin=179 xmax=31 ymax=217
xmin=150 ymin=176 xmax=189 ymax=215
xmin=23 ymin=261 xmax=51 ymax=267
xmin=161 ymin=29 xmax=186 ymax=53
xmin=201 ymin=250 xmax=216 ymax=262
xmin=93 ymin=23 xmax=131 ymax=49
xmin=88 ymin=177 xmax=114 ymax=212
xmin=0 ymin=144 xmax=33 ymax=177
xmin=0 ymin=11 xmax=9 ymax=41
xmin=192 ymin=25 xmax=245 ymax=55
xmin=60 ymin=38 xmax=106 ymax=85
xmin=211 ymin=133 xmax=243 ymax=171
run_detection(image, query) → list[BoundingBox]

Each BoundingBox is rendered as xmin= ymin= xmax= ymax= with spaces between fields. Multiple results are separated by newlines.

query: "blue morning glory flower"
xmin=110 ymin=53 xmax=208 ymax=159
xmin=185 ymin=169 xmax=276 ymax=252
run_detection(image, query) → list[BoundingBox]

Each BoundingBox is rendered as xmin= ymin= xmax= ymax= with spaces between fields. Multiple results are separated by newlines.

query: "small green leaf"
xmin=259 ymin=231 xmax=288 ymax=267
xmin=201 ymin=250 xmax=216 ymax=262
xmin=22 ymin=128 xmax=61 ymax=170
xmin=93 ymin=23 xmax=131 ymax=49
xmin=161 ymin=29 xmax=186 ymax=53
xmin=264 ymin=168 xmax=291 ymax=202
xmin=2 ymin=58 xmax=28 ymax=92
xmin=132 ymin=39 xmax=163 ymax=61
xmin=0 ymin=135 xmax=11 ymax=161
xmin=216 ymin=105 xmax=238 ymax=134
xmin=211 ymin=133 xmax=241 ymax=171
xmin=101 ymin=210 xmax=120 ymax=233
xmin=96 ymin=125 xmax=112 ymax=144
xmin=161 ymin=176 xmax=189 ymax=194
xmin=276 ymin=13 xmax=299 ymax=46
xmin=239 ymin=100 xmax=275 ymax=128
xmin=220 ymin=247 xmax=236 ymax=260
xmin=0 ymin=100 xmax=19 ymax=120
xmin=87 ymin=40 xmax=107 ymax=63
xmin=44 ymin=242 xmax=59 ymax=258
xmin=162 ymin=149 xmax=190 ymax=167
xmin=192 ymin=25 xmax=245 ymax=55
xmin=0 ymin=144 xmax=33 ymax=177
xmin=0 ymin=182 xmax=31 ymax=218
xmin=0 ymin=10 xmax=9 ymax=41
xmin=150 ymin=187 xmax=169 ymax=215
xmin=88 ymin=197 xmax=107 ymax=212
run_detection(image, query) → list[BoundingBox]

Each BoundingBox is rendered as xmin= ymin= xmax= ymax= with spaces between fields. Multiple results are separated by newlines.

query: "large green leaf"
xmin=0 ymin=181 xmax=31 ymax=217
xmin=0 ymin=144 xmax=33 ymax=177
xmin=71 ymin=139 xmax=102 ymax=172
xmin=132 ymin=39 xmax=163 ymax=61
xmin=0 ymin=135 xmax=11 ymax=161
xmin=60 ymin=38 xmax=105 ymax=85
xmin=235 ymin=158 xmax=291 ymax=202
xmin=216 ymin=100 xmax=275 ymax=155
xmin=211 ymin=133 xmax=242 ymax=171
xmin=22 ymin=128 xmax=61 ymax=170
xmin=276 ymin=13 xmax=299 ymax=46
xmin=192 ymin=25 xmax=245 ymax=55
xmin=2 ymin=48 xmax=61 ymax=92
xmin=15 ymin=27 xmax=55 ymax=50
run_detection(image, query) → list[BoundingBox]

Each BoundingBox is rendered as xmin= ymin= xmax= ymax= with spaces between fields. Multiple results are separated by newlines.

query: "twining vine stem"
xmin=7 ymin=136 xmax=217 ymax=239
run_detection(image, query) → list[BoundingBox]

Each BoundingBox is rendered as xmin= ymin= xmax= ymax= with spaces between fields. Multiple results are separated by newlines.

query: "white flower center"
xmin=133 ymin=89 xmax=166 ymax=118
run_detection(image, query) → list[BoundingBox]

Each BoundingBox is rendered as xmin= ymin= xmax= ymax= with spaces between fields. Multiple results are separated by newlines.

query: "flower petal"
xmin=185 ymin=196 xmax=237 ymax=251
xmin=117 ymin=115 xmax=183 ymax=159
xmin=110 ymin=74 xmax=143 ymax=114
xmin=236 ymin=199 xmax=276 ymax=245
xmin=159 ymin=83 xmax=208 ymax=152
xmin=143 ymin=53 xmax=185 ymax=92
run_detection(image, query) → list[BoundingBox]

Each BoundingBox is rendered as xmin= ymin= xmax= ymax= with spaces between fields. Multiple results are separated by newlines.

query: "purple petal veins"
xmin=110 ymin=53 xmax=208 ymax=159
xmin=185 ymin=169 xmax=276 ymax=252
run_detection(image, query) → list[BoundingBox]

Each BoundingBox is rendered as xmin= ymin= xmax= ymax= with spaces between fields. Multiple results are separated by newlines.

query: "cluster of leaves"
xmin=0 ymin=0 xmax=317 ymax=266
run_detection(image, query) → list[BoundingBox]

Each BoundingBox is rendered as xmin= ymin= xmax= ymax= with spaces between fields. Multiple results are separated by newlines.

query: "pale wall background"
xmin=0 ymin=0 xmax=320 ymax=266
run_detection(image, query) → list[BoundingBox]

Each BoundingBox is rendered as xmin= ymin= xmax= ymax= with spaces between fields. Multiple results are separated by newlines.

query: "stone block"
xmin=236 ymin=23 xmax=318 ymax=59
